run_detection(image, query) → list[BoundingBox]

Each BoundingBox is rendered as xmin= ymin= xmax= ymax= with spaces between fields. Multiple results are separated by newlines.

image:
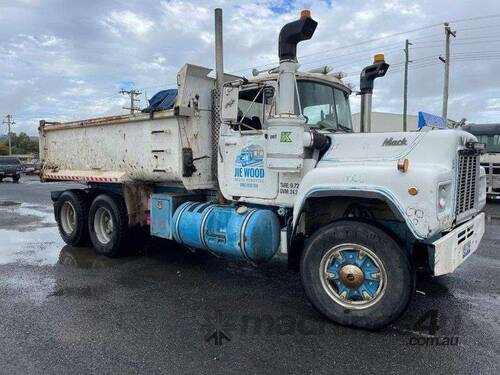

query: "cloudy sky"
xmin=0 ymin=0 xmax=499 ymax=135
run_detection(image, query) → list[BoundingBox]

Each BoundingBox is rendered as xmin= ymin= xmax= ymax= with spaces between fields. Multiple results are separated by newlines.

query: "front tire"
xmin=88 ymin=194 xmax=129 ymax=257
xmin=12 ymin=174 xmax=20 ymax=183
xmin=54 ymin=190 xmax=90 ymax=246
xmin=300 ymin=220 xmax=414 ymax=329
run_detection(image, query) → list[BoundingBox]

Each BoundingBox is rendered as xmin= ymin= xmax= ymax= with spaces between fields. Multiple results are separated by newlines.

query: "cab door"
xmin=219 ymin=84 xmax=279 ymax=200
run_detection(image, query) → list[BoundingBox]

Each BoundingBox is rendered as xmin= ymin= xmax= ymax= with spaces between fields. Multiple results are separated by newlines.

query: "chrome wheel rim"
xmin=94 ymin=207 xmax=113 ymax=244
xmin=60 ymin=201 xmax=77 ymax=235
xmin=320 ymin=243 xmax=387 ymax=310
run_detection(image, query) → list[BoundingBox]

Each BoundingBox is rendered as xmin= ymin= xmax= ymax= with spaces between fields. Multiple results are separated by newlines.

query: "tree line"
xmin=0 ymin=132 xmax=39 ymax=156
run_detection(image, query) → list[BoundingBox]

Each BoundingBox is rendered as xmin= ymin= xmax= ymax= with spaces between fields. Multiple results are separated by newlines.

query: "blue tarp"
xmin=418 ymin=111 xmax=447 ymax=129
xmin=142 ymin=89 xmax=178 ymax=113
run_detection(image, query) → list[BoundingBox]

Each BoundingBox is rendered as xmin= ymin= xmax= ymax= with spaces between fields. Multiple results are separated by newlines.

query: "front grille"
xmin=455 ymin=152 xmax=480 ymax=221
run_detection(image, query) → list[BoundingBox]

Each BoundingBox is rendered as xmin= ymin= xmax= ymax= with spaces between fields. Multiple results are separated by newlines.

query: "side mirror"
xmin=263 ymin=86 xmax=275 ymax=104
xmin=221 ymin=86 xmax=239 ymax=123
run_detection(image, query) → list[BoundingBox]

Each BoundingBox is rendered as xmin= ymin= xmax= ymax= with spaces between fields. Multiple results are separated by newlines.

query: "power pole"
xmin=403 ymin=39 xmax=412 ymax=132
xmin=439 ymin=22 xmax=456 ymax=125
xmin=120 ymin=89 xmax=142 ymax=114
xmin=3 ymin=114 xmax=15 ymax=155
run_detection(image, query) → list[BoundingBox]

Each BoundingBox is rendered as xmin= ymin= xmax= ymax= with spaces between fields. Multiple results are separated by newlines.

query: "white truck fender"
xmin=292 ymin=183 xmax=424 ymax=241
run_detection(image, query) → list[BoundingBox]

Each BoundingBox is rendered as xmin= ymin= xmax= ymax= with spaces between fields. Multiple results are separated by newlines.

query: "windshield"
xmin=476 ymin=134 xmax=500 ymax=153
xmin=297 ymin=80 xmax=353 ymax=132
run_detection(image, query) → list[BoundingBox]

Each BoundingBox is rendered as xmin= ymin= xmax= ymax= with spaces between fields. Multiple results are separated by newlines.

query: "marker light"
xmin=300 ymin=9 xmax=311 ymax=18
xmin=374 ymin=54 xmax=385 ymax=63
xmin=408 ymin=187 xmax=418 ymax=196
xmin=465 ymin=141 xmax=485 ymax=151
xmin=397 ymin=158 xmax=409 ymax=173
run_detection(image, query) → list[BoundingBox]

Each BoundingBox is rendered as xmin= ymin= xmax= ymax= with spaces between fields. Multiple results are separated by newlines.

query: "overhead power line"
xmin=448 ymin=13 xmax=500 ymax=24
xmin=26 ymin=13 xmax=500 ymax=122
xmin=230 ymin=13 xmax=500 ymax=75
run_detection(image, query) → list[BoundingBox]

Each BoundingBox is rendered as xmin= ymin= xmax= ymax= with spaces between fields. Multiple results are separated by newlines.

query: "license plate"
xmin=463 ymin=241 xmax=472 ymax=258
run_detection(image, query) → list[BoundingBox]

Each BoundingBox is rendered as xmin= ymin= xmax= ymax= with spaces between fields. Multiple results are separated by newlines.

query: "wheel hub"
xmin=60 ymin=201 xmax=77 ymax=235
xmin=94 ymin=207 xmax=113 ymax=244
xmin=339 ymin=264 xmax=364 ymax=288
xmin=320 ymin=244 xmax=387 ymax=309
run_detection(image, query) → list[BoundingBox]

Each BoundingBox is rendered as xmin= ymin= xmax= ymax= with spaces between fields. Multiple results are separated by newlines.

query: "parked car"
xmin=22 ymin=159 xmax=40 ymax=175
xmin=0 ymin=156 xmax=24 ymax=182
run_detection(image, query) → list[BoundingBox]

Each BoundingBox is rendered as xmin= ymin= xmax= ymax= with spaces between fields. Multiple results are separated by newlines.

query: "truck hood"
xmin=320 ymin=129 xmax=477 ymax=164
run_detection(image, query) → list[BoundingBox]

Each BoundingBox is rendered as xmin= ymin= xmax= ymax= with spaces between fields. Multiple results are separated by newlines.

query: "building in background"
xmin=352 ymin=112 xmax=419 ymax=132
xmin=462 ymin=123 xmax=500 ymax=200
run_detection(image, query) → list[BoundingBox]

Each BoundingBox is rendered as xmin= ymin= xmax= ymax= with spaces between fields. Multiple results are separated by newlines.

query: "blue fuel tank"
xmin=172 ymin=202 xmax=281 ymax=263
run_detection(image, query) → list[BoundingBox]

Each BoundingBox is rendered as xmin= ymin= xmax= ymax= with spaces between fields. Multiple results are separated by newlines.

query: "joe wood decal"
xmin=234 ymin=145 xmax=265 ymax=189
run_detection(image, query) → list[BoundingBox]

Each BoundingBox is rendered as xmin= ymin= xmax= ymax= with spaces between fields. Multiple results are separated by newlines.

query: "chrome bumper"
xmin=432 ymin=212 xmax=485 ymax=276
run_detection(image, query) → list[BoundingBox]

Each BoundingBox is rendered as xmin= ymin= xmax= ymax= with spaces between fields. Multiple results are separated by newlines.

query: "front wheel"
xmin=12 ymin=174 xmax=20 ymax=183
xmin=300 ymin=220 xmax=414 ymax=329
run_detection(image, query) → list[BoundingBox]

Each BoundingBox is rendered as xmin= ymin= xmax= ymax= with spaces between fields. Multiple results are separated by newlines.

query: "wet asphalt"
xmin=0 ymin=176 xmax=499 ymax=375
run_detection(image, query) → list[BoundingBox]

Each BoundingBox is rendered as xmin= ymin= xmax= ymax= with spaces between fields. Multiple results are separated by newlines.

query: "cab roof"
xmin=245 ymin=70 xmax=351 ymax=94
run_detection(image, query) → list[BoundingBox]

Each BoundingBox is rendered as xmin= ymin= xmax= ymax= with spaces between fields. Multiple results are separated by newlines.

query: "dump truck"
xmin=39 ymin=9 xmax=486 ymax=329
xmin=462 ymin=123 xmax=500 ymax=200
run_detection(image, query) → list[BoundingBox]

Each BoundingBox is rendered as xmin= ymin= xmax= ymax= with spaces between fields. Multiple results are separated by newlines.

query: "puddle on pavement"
xmin=0 ymin=201 xmax=55 ymax=231
xmin=0 ymin=200 xmax=21 ymax=207
xmin=0 ymin=201 xmax=62 ymax=265
xmin=58 ymin=245 xmax=120 ymax=269
xmin=0 ymin=226 xmax=63 ymax=266
xmin=486 ymin=214 xmax=500 ymax=224
xmin=0 ymin=200 xmax=135 ymax=267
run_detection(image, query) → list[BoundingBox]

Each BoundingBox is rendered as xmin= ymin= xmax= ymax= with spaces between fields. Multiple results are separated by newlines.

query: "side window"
xmin=334 ymin=89 xmax=351 ymax=129
xmin=237 ymin=88 xmax=264 ymax=131
xmin=234 ymin=86 xmax=275 ymax=132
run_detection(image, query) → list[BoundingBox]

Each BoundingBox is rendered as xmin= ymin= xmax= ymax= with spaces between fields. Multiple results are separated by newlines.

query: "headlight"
xmin=439 ymin=197 xmax=446 ymax=208
xmin=437 ymin=181 xmax=452 ymax=217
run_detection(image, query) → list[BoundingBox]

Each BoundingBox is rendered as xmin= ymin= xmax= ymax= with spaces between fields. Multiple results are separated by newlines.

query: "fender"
xmin=292 ymin=185 xmax=424 ymax=240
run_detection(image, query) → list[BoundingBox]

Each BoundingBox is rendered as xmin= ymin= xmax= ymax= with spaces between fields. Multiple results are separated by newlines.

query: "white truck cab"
xmin=40 ymin=9 xmax=486 ymax=329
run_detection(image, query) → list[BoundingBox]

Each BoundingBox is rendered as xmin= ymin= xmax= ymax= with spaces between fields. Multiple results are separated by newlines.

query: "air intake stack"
xmin=266 ymin=10 xmax=320 ymax=173
xmin=276 ymin=10 xmax=317 ymax=115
